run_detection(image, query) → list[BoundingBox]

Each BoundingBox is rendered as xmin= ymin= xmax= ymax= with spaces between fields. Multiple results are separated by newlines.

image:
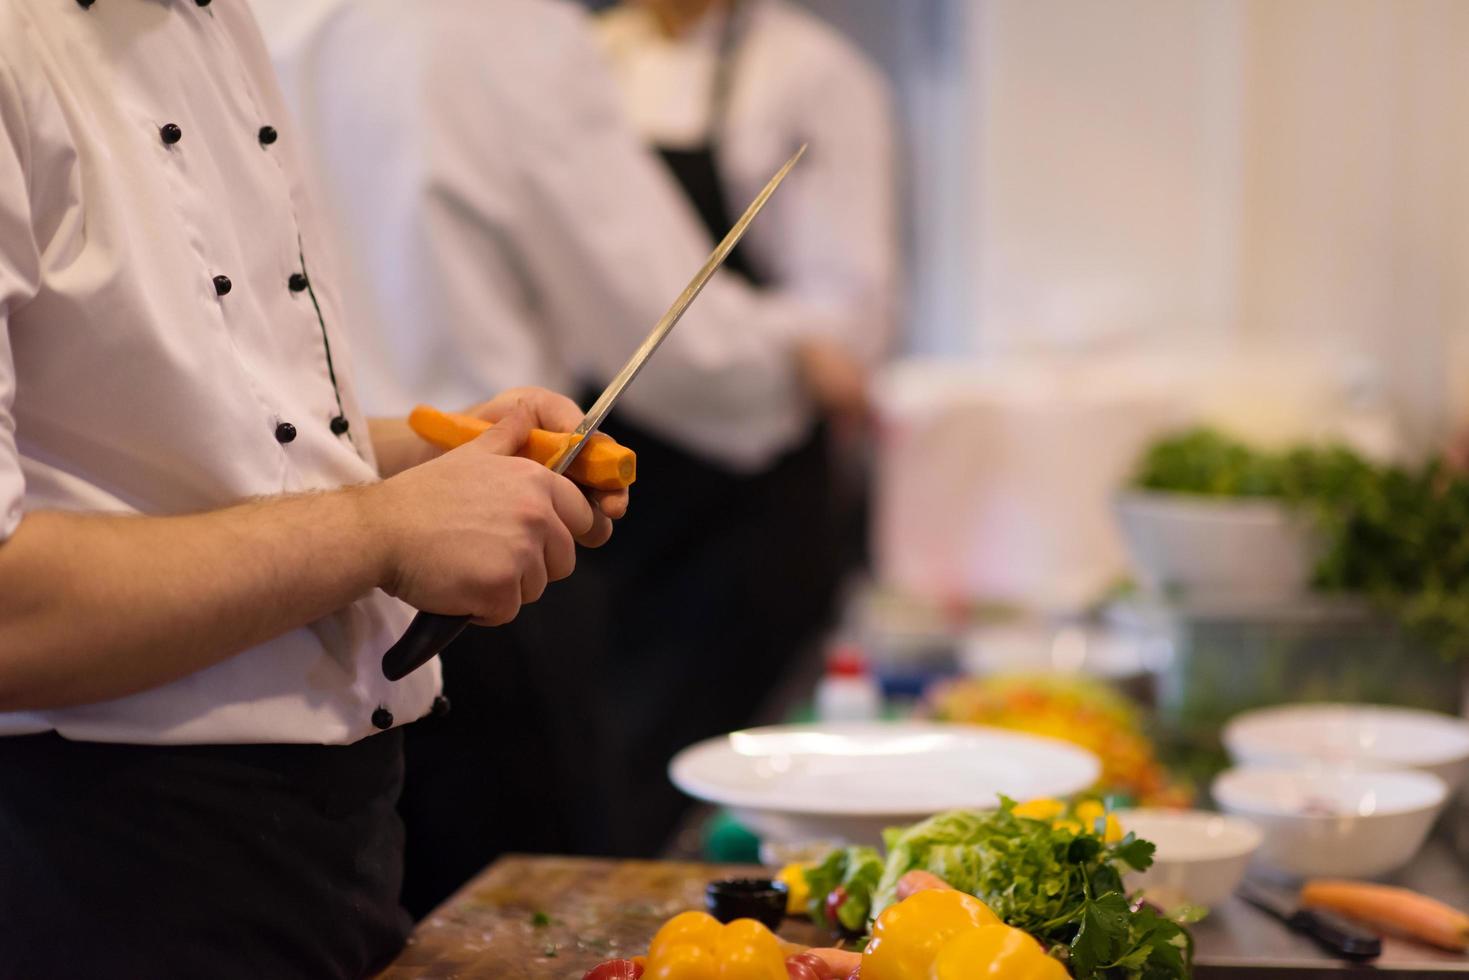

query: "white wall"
xmin=970 ymin=0 xmax=1243 ymax=358
xmin=811 ymin=0 xmax=1469 ymax=451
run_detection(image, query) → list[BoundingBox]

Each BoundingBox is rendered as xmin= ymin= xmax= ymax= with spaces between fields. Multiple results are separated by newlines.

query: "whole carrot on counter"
xmin=1301 ymin=880 xmax=1469 ymax=952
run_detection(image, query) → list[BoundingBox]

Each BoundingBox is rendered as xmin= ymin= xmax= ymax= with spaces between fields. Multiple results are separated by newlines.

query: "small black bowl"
xmin=705 ymin=877 xmax=788 ymax=930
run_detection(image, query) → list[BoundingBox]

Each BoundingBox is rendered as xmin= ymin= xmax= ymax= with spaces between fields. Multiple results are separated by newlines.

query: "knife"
xmin=381 ymin=144 xmax=808 ymax=682
xmin=1238 ymin=879 xmax=1383 ymax=962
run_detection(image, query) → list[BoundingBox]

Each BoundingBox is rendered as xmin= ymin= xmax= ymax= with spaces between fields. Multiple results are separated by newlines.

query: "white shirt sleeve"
xmin=745 ymin=33 xmax=900 ymax=367
xmin=0 ymin=56 xmax=39 ymax=541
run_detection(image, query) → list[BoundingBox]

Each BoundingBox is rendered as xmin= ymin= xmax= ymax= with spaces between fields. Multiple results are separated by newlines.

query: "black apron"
xmin=0 ymin=729 xmax=409 ymax=979
xmin=397 ymin=570 xmax=623 ymax=918
xmin=579 ymin=0 xmax=843 ymax=856
xmin=401 ymin=2 xmax=847 ymax=885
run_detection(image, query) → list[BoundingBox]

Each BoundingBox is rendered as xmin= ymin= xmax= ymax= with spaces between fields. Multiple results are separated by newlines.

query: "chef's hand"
xmin=1448 ymin=425 xmax=1469 ymax=473
xmin=462 ymin=386 xmax=629 ymax=540
xmin=365 ymin=399 xmax=620 ymax=625
xmin=795 ymin=338 xmax=871 ymax=439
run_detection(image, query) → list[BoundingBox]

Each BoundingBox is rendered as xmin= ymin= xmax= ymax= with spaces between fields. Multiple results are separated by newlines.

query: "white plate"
xmin=669 ymin=721 xmax=1100 ymax=845
xmin=1223 ymin=703 xmax=1469 ymax=793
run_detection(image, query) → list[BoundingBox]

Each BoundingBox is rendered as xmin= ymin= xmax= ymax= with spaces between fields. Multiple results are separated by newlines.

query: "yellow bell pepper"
xmin=646 ymin=943 xmax=719 ymax=980
xmin=929 ymin=923 xmax=1070 ymax=980
xmin=646 ymin=915 xmax=785 ymax=980
xmin=1073 ymin=800 xmax=1105 ymax=830
xmin=862 ymin=888 xmax=1001 ymax=980
xmin=1012 ymin=798 xmax=1066 ymax=822
xmin=712 ymin=919 xmax=786 ymax=980
xmin=777 ymin=862 xmax=812 ymax=916
xmin=649 ymin=911 xmax=724 ymax=962
xmin=1071 ymin=800 xmax=1125 ymax=842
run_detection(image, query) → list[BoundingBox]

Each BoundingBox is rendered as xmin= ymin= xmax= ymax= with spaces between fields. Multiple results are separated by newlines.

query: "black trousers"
xmin=398 ymin=568 xmax=623 ymax=919
xmin=581 ymin=415 xmax=843 ymax=856
xmin=0 ymin=730 xmax=410 ymax=980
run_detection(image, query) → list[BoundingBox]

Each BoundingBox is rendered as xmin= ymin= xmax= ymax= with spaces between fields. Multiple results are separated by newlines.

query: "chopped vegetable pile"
xmin=926 ymin=675 xmax=1192 ymax=808
xmin=1133 ymin=427 xmax=1469 ymax=661
xmin=801 ymin=801 xmax=1193 ymax=980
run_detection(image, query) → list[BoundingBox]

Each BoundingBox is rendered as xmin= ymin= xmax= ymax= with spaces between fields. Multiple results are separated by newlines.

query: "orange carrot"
xmin=407 ymin=405 xmax=636 ymax=491
xmin=1301 ymin=879 xmax=1469 ymax=952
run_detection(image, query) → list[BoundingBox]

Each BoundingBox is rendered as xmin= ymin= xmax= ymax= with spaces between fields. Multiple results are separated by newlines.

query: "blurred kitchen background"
xmin=588 ymin=0 xmax=1469 ymax=857
xmin=258 ymin=0 xmax=1469 ymax=880
xmin=798 ymin=0 xmax=1469 ymax=604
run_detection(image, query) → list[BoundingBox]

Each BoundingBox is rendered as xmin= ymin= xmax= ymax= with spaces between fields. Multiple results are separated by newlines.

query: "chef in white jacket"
xmin=596 ymin=0 xmax=901 ymax=839
xmin=251 ymin=0 xmax=896 ymax=899
xmin=0 ymin=0 xmax=627 ymax=975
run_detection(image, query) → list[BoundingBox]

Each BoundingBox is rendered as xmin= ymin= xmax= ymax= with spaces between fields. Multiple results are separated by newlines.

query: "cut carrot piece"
xmin=407 ymin=405 xmax=636 ymax=491
xmin=1301 ymin=879 xmax=1469 ymax=952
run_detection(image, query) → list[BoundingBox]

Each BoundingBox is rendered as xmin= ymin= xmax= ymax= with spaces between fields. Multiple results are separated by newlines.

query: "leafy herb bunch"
xmin=876 ymin=805 xmax=1190 ymax=979
xmin=1133 ymin=427 xmax=1469 ymax=660
xmin=802 ymin=802 xmax=1192 ymax=979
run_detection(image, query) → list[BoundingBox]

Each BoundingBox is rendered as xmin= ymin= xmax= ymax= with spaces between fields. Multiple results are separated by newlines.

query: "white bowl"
xmin=669 ymin=721 xmax=1100 ymax=845
xmin=1114 ymin=491 xmax=1322 ymax=604
xmin=1224 ymin=702 xmax=1469 ymax=795
xmin=1114 ymin=809 xmax=1261 ymax=907
xmin=1212 ymin=766 xmax=1447 ymax=879
xmin=960 ymin=622 xmax=1151 ymax=680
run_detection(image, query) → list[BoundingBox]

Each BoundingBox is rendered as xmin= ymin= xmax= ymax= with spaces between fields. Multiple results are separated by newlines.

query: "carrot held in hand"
xmin=1301 ymin=879 xmax=1469 ymax=952
xmin=408 ymin=405 xmax=636 ymax=491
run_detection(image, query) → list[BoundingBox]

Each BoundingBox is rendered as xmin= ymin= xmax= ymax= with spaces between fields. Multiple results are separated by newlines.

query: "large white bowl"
xmin=669 ymin=721 xmax=1101 ymax=845
xmin=1223 ymin=702 xmax=1469 ymax=794
xmin=1212 ymin=766 xmax=1447 ymax=879
xmin=1115 ymin=809 xmax=1262 ymax=907
xmin=1114 ymin=491 xmax=1322 ymax=604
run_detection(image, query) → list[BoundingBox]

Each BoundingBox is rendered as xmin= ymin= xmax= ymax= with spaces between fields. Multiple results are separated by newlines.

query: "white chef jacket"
xmin=597 ymin=0 xmax=899 ymax=368
xmin=252 ymin=0 xmax=828 ymax=472
xmin=0 ymin=0 xmax=438 ymax=745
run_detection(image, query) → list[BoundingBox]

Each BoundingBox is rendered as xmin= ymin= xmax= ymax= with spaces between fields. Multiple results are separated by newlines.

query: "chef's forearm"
xmin=0 ymin=491 xmax=390 ymax=711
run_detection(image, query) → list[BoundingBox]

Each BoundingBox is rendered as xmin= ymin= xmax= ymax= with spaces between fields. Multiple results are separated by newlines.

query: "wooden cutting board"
xmin=376 ymin=855 xmax=828 ymax=979
xmin=378 ymin=848 xmax=1469 ymax=979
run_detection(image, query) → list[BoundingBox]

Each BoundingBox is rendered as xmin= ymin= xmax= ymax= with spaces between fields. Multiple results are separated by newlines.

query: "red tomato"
xmin=583 ymin=959 xmax=644 ymax=980
xmin=823 ymin=887 xmax=849 ymax=932
xmin=787 ymin=952 xmax=834 ymax=980
xmin=785 ymin=960 xmax=822 ymax=980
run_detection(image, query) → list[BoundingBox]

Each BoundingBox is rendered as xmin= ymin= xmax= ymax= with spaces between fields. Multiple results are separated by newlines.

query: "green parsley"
xmin=1133 ymin=427 xmax=1469 ymax=661
xmin=809 ymin=802 xmax=1191 ymax=980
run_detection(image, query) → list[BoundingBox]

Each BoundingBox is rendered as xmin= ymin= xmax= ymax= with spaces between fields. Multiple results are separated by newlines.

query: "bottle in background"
xmin=814 ymin=644 xmax=883 ymax=723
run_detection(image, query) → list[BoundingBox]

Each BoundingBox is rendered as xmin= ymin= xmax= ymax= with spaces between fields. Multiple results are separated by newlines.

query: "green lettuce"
xmin=801 ymin=845 xmax=884 ymax=933
xmin=834 ymin=801 xmax=1190 ymax=979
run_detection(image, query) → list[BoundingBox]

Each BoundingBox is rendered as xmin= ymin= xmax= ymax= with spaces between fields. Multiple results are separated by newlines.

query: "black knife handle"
xmin=381 ymin=612 xmax=470 ymax=681
xmin=1291 ymin=908 xmax=1383 ymax=961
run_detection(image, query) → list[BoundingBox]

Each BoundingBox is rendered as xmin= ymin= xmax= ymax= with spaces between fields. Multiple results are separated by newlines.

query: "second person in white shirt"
xmin=251 ymin=0 xmax=898 ymax=895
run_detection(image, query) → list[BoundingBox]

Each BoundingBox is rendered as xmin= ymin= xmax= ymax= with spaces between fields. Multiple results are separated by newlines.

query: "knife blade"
xmin=381 ymin=144 xmax=807 ymax=682
xmin=1239 ymin=879 xmax=1383 ymax=962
